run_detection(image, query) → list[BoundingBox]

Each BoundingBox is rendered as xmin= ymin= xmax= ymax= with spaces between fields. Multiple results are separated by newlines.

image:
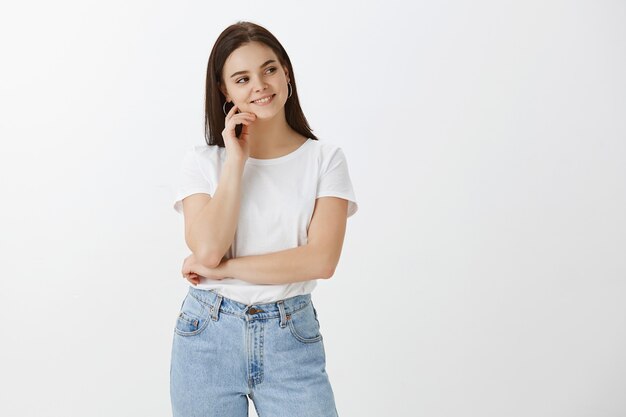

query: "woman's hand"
xmin=182 ymin=253 xmax=228 ymax=285
xmin=222 ymin=103 xmax=256 ymax=162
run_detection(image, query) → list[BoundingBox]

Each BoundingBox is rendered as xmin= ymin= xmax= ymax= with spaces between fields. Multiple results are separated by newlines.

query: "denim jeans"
xmin=170 ymin=286 xmax=340 ymax=417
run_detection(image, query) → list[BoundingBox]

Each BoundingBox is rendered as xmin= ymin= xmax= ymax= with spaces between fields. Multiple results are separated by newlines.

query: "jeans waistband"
xmin=187 ymin=286 xmax=312 ymax=321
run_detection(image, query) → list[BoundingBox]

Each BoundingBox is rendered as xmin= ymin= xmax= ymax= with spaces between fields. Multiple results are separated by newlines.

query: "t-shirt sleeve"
xmin=173 ymin=147 xmax=214 ymax=214
xmin=316 ymin=147 xmax=358 ymax=218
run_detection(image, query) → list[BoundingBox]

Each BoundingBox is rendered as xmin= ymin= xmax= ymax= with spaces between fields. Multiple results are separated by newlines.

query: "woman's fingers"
xmin=230 ymin=114 xmax=256 ymax=127
xmin=226 ymin=103 xmax=238 ymax=119
xmin=227 ymin=104 xmax=255 ymax=121
xmin=183 ymin=274 xmax=199 ymax=286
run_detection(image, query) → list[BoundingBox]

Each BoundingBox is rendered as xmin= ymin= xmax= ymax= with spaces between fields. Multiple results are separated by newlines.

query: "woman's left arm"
xmin=182 ymin=197 xmax=349 ymax=285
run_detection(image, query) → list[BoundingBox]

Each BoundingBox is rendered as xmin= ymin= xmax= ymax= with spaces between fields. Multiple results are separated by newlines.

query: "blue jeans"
xmin=170 ymin=286 xmax=340 ymax=417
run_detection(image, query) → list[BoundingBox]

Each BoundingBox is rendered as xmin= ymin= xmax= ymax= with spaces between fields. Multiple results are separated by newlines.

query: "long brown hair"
xmin=204 ymin=21 xmax=318 ymax=147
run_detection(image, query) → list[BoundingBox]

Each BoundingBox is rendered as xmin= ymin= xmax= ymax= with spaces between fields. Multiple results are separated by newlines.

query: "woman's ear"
xmin=218 ymin=82 xmax=229 ymax=102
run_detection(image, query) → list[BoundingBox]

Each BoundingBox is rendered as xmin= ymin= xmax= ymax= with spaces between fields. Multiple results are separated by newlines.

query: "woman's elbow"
xmin=196 ymin=248 xmax=223 ymax=269
xmin=319 ymin=261 xmax=337 ymax=279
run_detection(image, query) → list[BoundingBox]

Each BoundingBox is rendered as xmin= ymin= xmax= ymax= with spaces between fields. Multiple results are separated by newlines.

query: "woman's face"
xmin=220 ymin=42 xmax=290 ymax=119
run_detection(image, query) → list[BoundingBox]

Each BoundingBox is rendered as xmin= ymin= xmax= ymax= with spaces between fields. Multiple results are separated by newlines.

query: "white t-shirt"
xmin=173 ymin=138 xmax=358 ymax=305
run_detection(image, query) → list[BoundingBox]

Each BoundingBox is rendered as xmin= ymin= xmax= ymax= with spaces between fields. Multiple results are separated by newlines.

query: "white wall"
xmin=1 ymin=1 xmax=624 ymax=416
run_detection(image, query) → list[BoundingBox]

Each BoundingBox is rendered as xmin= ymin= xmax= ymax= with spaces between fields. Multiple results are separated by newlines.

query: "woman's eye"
xmin=236 ymin=67 xmax=277 ymax=84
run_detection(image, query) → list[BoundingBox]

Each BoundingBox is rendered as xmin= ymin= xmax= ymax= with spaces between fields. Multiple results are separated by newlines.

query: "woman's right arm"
xmin=183 ymin=103 xmax=256 ymax=268
xmin=182 ymin=157 xmax=245 ymax=268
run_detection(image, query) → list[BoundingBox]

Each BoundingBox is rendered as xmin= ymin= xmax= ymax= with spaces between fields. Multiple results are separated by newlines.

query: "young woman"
xmin=170 ymin=21 xmax=358 ymax=417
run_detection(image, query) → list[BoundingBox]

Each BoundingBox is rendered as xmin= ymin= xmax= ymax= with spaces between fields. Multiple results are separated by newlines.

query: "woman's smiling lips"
xmin=250 ymin=93 xmax=276 ymax=105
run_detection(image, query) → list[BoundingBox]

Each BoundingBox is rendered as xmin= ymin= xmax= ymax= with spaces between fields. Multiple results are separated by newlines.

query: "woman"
xmin=170 ymin=21 xmax=358 ymax=417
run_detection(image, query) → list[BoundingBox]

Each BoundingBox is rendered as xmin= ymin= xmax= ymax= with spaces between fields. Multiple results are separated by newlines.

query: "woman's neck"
xmin=245 ymin=111 xmax=304 ymax=159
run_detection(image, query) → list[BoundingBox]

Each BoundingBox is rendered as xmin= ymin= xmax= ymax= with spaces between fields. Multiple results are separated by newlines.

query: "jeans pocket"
xmin=174 ymin=292 xmax=211 ymax=337
xmin=287 ymin=302 xmax=323 ymax=343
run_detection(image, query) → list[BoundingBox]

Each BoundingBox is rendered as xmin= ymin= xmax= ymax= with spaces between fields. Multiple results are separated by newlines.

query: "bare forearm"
xmin=221 ymin=244 xmax=333 ymax=285
xmin=188 ymin=158 xmax=245 ymax=264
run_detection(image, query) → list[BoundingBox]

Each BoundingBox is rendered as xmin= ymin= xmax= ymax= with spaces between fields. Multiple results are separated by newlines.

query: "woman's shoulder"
xmin=187 ymin=143 xmax=226 ymax=162
xmin=306 ymin=138 xmax=344 ymax=155
xmin=307 ymin=139 xmax=349 ymax=164
xmin=178 ymin=144 xmax=225 ymax=177
xmin=190 ymin=143 xmax=225 ymax=155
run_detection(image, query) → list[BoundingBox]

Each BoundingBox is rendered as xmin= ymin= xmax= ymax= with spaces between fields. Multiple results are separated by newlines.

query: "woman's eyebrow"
xmin=230 ymin=59 xmax=277 ymax=78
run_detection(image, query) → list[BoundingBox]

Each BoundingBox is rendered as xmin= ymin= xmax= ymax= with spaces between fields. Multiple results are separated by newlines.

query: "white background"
xmin=1 ymin=1 xmax=625 ymax=416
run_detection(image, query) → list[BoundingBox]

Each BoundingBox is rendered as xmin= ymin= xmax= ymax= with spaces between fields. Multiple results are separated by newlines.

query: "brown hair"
xmin=204 ymin=21 xmax=318 ymax=147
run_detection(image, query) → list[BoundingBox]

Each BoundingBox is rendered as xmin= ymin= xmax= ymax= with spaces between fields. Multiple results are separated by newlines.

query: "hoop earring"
xmin=223 ymin=101 xmax=230 ymax=116
xmin=287 ymin=81 xmax=293 ymax=98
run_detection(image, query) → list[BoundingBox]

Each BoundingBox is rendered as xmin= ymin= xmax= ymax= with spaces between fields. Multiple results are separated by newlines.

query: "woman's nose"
xmin=252 ymin=77 xmax=267 ymax=92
